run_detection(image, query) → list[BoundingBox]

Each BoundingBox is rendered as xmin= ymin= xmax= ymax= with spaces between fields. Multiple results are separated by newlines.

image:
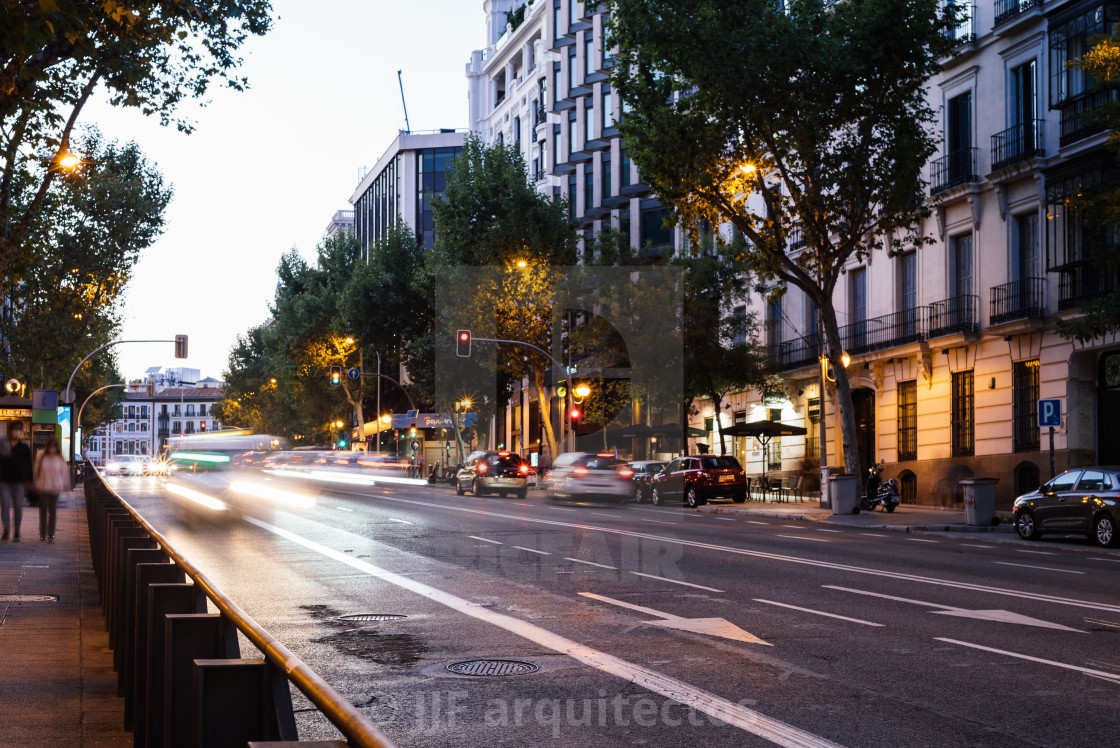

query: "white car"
xmin=104 ymin=455 xmax=150 ymax=476
xmin=543 ymin=453 xmax=634 ymax=503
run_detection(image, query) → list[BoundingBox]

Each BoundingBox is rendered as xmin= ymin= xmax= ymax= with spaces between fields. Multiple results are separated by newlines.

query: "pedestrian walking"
xmin=33 ymin=438 xmax=68 ymax=542
xmin=0 ymin=422 xmax=33 ymax=542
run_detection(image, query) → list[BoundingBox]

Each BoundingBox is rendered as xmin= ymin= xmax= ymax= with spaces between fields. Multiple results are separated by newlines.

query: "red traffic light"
xmin=570 ymin=407 xmax=581 ymax=422
xmin=456 ymin=329 xmax=472 ymax=357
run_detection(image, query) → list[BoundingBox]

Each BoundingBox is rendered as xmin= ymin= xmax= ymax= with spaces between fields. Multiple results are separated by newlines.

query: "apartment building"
xmin=691 ymin=0 xmax=1120 ymax=509
xmin=349 ymin=130 xmax=466 ymax=257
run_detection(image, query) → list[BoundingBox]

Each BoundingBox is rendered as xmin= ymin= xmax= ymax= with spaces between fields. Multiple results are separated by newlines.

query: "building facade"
xmin=689 ymin=0 xmax=1120 ymax=509
xmin=349 ymin=130 xmax=466 ymax=256
xmin=325 ymin=209 xmax=355 ymax=237
xmin=85 ymin=375 xmax=225 ymax=464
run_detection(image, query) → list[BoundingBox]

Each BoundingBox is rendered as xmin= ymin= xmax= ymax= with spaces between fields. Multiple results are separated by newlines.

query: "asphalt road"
xmin=108 ymin=472 xmax=1120 ymax=748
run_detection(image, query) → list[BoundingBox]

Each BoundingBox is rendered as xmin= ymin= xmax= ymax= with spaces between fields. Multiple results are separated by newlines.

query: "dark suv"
xmin=651 ymin=455 xmax=747 ymax=508
xmin=628 ymin=461 xmax=667 ymax=503
xmin=455 ymin=451 xmax=530 ymax=498
xmin=1012 ymin=467 xmax=1120 ymax=547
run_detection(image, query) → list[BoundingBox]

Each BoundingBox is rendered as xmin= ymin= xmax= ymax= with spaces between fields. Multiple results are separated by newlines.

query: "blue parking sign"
xmin=1038 ymin=398 xmax=1062 ymax=428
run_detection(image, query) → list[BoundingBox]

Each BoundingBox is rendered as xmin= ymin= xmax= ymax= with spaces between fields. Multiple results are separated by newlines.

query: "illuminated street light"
xmin=739 ymin=163 xmax=757 ymax=175
xmin=380 ymin=414 xmax=391 ymax=424
xmin=516 ymin=259 xmax=527 ymax=268
xmin=841 ymin=352 xmax=851 ymax=368
xmin=574 ymin=384 xmax=591 ymax=398
xmin=58 ymin=151 xmax=80 ymax=169
xmin=335 ymin=420 xmax=344 ymax=429
xmin=345 ymin=337 xmax=354 ymax=344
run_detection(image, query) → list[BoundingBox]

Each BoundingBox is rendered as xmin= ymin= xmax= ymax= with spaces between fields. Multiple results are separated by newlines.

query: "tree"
xmin=1 ymin=129 xmax=170 ymax=390
xmin=1056 ymin=31 xmax=1120 ymax=342
xmin=1 ymin=0 xmax=273 ymax=278
xmin=608 ymin=0 xmax=954 ymax=479
xmin=427 ymin=135 xmax=577 ymax=464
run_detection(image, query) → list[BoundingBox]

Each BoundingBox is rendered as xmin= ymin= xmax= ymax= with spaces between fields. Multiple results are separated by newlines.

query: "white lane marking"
xmin=1089 ymin=557 xmax=1120 ymax=563
xmin=753 ymin=599 xmax=884 ymax=627
xmin=782 ymin=525 xmax=802 ymax=529
xmin=339 ymin=490 xmax=1120 ymax=615
xmin=714 ymin=517 xmax=736 ymax=521
xmin=245 ymin=517 xmax=842 ymax=748
xmin=907 ymin=538 xmax=939 ymax=543
xmin=679 ymin=513 xmax=703 ymax=518
xmin=777 ymin=535 xmax=831 ymax=543
xmin=588 ymin=512 xmax=623 ymax=519
xmin=630 ymin=572 xmax=725 ymax=593
xmin=825 ymin=586 xmax=1083 ymax=631
xmin=513 ymin=502 xmax=531 ymax=507
xmin=745 ymin=521 xmax=771 ymax=525
xmin=512 ymin=546 xmax=550 ymax=556
xmin=1017 ymin=550 xmax=1055 ymax=556
xmin=995 ymin=561 xmax=1085 ymax=575
xmin=961 ymin=544 xmax=995 ymax=549
xmin=469 ymin=536 xmax=503 ymax=545
xmin=859 ymin=533 xmax=881 ymax=537
xmin=335 ymin=506 xmax=354 ymax=512
xmin=580 ymin=592 xmax=770 ymax=646
xmin=630 ymin=508 xmax=671 ymax=515
xmin=937 ymin=638 xmax=1118 ymax=679
xmin=816 ymin=529 xmax=843 ymax=533
xmin=549 ymin=506 xmax=577 ymax=512
xmin=640 ymin=519 xmax=679 ymax=525
xmin=565 ymin=557 xmax=617 ymax=570
xmin=387 ymin=518 xmax=413 ymax=525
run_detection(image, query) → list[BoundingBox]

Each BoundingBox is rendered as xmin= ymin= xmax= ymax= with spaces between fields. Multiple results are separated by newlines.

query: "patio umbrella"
xmin=603 ymin=423 xmax=655 ymax=439
xmin=721 ymin=419 xmax=808 ymax=484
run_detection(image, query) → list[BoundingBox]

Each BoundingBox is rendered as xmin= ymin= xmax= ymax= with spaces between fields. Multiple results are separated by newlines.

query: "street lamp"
xmin=574 ymin=384 xmax=591 ymax=399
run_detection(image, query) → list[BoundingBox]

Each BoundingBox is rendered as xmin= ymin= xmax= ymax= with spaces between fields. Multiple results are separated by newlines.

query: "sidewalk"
xmin=697 ymin=498 xmax=1014 ymax=533
xmin=0 ymin=490 xmax=130 ymax=747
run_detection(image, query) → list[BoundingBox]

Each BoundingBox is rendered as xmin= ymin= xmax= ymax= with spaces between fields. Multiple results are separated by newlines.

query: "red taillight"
xmin=574 ymin=467 xmax=589 ymax=476
xmin=618 ymin=468 xmax=634 ymax=478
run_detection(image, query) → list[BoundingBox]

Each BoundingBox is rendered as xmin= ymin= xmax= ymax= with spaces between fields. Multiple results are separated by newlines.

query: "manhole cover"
xmin=446 ymin=659 xmax=539 ymax=676
xmin=338 ymin=614 xmax=407 ymax=622
xmin=0 ymin=594 xmax=58 ymax=603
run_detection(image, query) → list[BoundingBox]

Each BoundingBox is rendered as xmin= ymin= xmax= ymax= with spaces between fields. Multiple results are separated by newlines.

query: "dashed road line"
xmin=469 ymin=536 xmax=503 ymax=545
xmin=937 ymin=638 xmax=1120 ymax=680
xmin=995 ymin=561 xmax=1084 ymax=575
xmin=754 ymin=599 xmax=884 ymax=627
xmin=565 ymin=557 xmax=617 ymax=570
xmin=777 ymin=535 xmax=831 ymax=543
xmin=512 ymin=546 xmax=549 ymax=555
xmin=907 ymin=538 xmax=939 ymax=543
xmin=1017 ymin=549 xmax=1055 ymax=556
xmin=630 ymin=572 xmax=725 ymax=593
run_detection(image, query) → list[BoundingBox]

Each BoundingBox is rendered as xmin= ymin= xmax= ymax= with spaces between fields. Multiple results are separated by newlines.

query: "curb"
xmin=696 ymin=504 xmax=1015 ymax=534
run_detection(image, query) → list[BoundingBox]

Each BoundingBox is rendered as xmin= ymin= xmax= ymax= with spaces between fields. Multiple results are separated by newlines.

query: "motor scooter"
xmin=861 ymin=459 xmax=900 ymax=512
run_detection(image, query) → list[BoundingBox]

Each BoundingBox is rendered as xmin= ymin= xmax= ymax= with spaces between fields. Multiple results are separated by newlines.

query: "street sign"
xmin=410 ymin=439 xmax=421 ymax=451
xmin=1038 ymin=398 xmax=1062 ymax=428
xmin=347 ymin=368 xmax=360 ymax=381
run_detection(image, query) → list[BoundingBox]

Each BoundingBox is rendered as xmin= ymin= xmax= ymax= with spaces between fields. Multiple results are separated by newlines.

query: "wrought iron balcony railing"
xmin=990 ymin=277 xmax=1045 ymax=324
xmin=1058 ymin=260 xmax=1118 ymax=310
xmin=930 ymin=148 xmax=979 ymax=194
xmin=929 ymin=294 xmax=979 ymax=337
xmin=1059 ymin=89 xmax=1120 ymax=146
xmin=942 ymin=3 xmax=975 ymax=44
xmin=994 ymin=0 xmax=1040 ymax=25
xmin=991 ymin=120 xmax=1044 ymax=170
xmin=840 ymin=307 xmax=929 ymax=355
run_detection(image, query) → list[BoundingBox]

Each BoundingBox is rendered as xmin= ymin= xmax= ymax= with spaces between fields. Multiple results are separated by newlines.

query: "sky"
xmin=81 ymin=0 xmax=481 ymax=382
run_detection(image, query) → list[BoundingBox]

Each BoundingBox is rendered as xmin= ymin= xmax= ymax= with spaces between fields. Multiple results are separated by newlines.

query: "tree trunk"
xmin=819 ymin=302 xmax=863 ymax=488
xmin=532 ymin=369 xmax=559 ymax=468
xmin=705 ymin=378 xmax=728 ymax=455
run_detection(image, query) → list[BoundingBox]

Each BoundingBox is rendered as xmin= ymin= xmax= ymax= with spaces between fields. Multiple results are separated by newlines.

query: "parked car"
xmin=628 ymin=460 xmax=667 ymax=503
xmin=650 ymin=455 xmax=747 ymax=508
xmin=543 ymin=452 xmax=633 ymax=503
xmin=1012 ymin=467 xmax=1120 ymax=547
xmin=455 ymin=451 xmax=531 ymax=498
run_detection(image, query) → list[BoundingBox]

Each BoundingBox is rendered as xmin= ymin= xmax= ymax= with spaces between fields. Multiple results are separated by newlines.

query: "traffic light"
xmin=174 ymin=334 xmax=188 ymax=359
xmin=456 ymin=329 xmax=471 ymax=357
xmin=409 ymin=426 xmax=417 ymax=438
xmin=570 ymin=407 xmax=581 ymax=423
xmin=338 ymin=438 xmax=348 ymax=449
xmin=329 ymin=365 xmax=342 ymax=386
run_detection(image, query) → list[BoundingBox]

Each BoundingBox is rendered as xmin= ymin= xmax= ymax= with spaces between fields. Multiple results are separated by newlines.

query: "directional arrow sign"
xmin=579 ymin=592 xmax=771 ymax=646
xmin=824 ymin=585 xmax=1083 ymax=632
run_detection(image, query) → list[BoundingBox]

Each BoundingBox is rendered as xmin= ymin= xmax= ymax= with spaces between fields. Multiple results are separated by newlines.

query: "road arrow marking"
xmin=579 ymin=592 xmax=771 ymax=646
xmin=824 ymin=586 xmax=1084 ymax=632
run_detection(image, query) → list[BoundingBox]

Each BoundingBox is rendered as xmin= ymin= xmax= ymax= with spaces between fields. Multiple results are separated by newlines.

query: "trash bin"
xmin=829 ymin=474 xmax=861 ymax=515
xmin=961 ymin=478 xmax=998 ymax=526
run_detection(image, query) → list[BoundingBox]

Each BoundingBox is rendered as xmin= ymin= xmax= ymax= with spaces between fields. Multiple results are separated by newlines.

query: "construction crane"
xmin=397 ymin=70 xmax=411 ymax=134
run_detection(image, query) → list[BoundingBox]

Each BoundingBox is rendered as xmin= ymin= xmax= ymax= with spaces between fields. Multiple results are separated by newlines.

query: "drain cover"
xmin=338 ymin=614 xmax=407 ymax=622
xmin=446 ymin=659 xmax=539 ymax=676
xmin=0 ymin=594 xmax=58 ymax=603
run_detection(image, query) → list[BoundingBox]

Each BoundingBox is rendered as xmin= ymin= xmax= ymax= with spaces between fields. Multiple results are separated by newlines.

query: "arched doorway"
xmin=852 ymin=388 xmax=876 ymax=475
xmin=1014 ymin=461 xmax=1040 ymax=496
xmin=900 ymin=470 xmax=917 ymax=505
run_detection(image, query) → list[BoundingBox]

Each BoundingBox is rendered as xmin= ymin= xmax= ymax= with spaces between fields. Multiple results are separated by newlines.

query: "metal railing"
xmin=942 ymin=3 xmax=975 ymax=44
xmin=84 ymin=466 xmax=396 ymax=748
xmin=1059 ymin=89 xmax=1119 ymax=146
xmin=839 ymin=306 xmax=929 ymax=354
xmin=994 ymin=0 xmax=1040 ymax=25
xmin=1058 ymin=259 xmax=1118 ymax=309
xmin=990 ymin=277 xmax=1045 ymax=323
xmin=991 ymin=120 xmax=1044 ymax=170
xmin=768 ymin=332 xmax=821 ymax=371
xmin=533 ymin=100 xmax=547 ymax=128
xmin=929 ymin=294 xmax=979 ymax=337
xmin=930 ymin=147 xmax=979 ymax=194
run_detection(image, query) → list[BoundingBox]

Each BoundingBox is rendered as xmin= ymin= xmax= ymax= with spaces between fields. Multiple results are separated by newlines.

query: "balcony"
xmin=840 ymin=307 xmax=929 ymax=354
xmin=991 ymin=120 xmax=1043 ymax=171
xmin=994 ymin=0 xmax=1040 ymax=26
xmin=928 ymin=294 xmax=979 ymax=337
xmin=930 ymin=148 xmax=979 ymax=194
xmin=990 ymin=277 xmax=1045 ymax=324
xmin=533 ymin=100 xmax=547 ymax=128
xmin=1059 ymin=89 xmax=1119 ymax=146
xmin=942 ymin=3 xmax=975 ymax=45
xmin=768 ymin=333 xmax=820 ymax=372
xmin=1058 ymin=260 xmax=1119 ymax=310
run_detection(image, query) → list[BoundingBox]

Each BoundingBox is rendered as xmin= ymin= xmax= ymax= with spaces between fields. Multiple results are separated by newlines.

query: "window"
xmin=128 ymin=423 xmax=135 ymax=432
xmin=199 ymin=404 xmax=207 ymax=417
xmin=898 ymin=380 xmax=917 ymax=461
xmin=185 ymin=422 xmax=195 ymax=434
xmin=601 ymin=158 xmax=611 ymax=201
xmin=951 ymin=370 xmax=974 ymax=457
xmin=898 ymin=251 xmax=918 ymax=336
xmin=946 ymin=91 xmax=972 ymax=182
xmin=850 ymin=267 xmax=867 ymax=348
xmin=186 ymin=404 xmax=195 ymax=417
xmin=140 ymin=423 xmax=147 ymax=432
xmin=115 ymin=441 xmax=123 ymax=454
xmin=640 ymin=206 xmax=671 ymax=248
xmin=618 ymin=211 xmax=630 ymax=243
xmin=620 ymin=150 xmax=631 ymax=188
xmin=568 ymin=180 xmax=576 ymax=219
xmin=733 ymin=305 xmax=748 ymax=347
xmin=513 ymin=115 xmax=521 ymax=151
xmin=1013 ymin=213 xmax=1040 ymax=282
xmin=584 ymin=166 xmax=594 ymax=210
xmin=951 ymin=234 xmax=973 ymax=297
xmin=767 ymin=298 xmax=783 ymax=345
xmin=569 ymin=0 xmax=578 ymax=26
xmin=568 ymin=50 xmax=576 ymax=90
xmin=128 ymin=405 xmax=135 ymax=418
xmin=602 ymin=90 xmax=612 ymax=130
xmin=585 ymin=99 xmax=594 ymax=142
xmin=1049 ymin=6 xmax=1115 ymax=108
xmin=172 ymin=406 xmax=180 ymax=417
xmin=1013 ymin=359 xmax=1040 ymax=452
xmin=140 ymin=406 xmax=148 ymax=418
xmin=554 ymin=65 xmax=562 ymax=103
xmin=554 ymin=5 xmax=561 ymax=41
xmin=1011 ymin=59 xmax=1037 ymax=129
xmin=172 ymin=421 xmax=180 ymax=433
xmin=584 ymin=33 xmax=593 ymax=81
xmin=1078 ymin=469 xmax=1107 ymax=491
